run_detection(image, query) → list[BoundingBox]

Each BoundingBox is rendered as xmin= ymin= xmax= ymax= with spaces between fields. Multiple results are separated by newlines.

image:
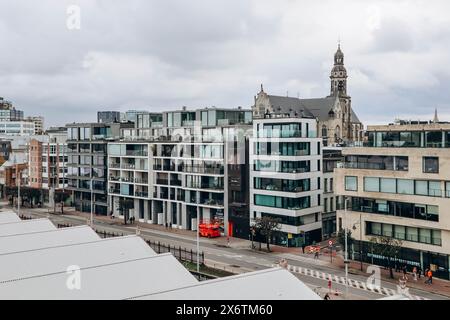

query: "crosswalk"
xmin=273 ymin=263 xmax=429 ymax=300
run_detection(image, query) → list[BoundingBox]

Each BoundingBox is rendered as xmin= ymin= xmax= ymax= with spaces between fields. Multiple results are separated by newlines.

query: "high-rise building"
xmin=335 ymin=120 xmax=450 ymax=280
xmin=249 ymin=114 xmax=323 ymax=247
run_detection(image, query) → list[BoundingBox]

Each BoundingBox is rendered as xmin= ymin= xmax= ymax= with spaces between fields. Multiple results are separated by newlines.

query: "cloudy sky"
xmin=1 ymin=0 xmax=449 ymax=127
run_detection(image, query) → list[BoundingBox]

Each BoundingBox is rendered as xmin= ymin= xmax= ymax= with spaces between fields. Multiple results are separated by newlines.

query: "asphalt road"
xmin=10 ymin=206 xmax=450 ymax=300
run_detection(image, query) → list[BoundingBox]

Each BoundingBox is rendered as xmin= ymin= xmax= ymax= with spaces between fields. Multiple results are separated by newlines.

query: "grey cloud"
xmin=0 ymin=0 xmax=450 ymax=126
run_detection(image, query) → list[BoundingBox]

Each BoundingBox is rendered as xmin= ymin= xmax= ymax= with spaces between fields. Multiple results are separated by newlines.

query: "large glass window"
xmin=415 ymin=180 xmax=428 ymax=196
xmin=423 ymin=157 xmax=439 ymax=173
xmin=380 ymin=178 xmax=396 ymax=193
xmin=345 ymin=176 xmax=358 ymax=191
xmin=425 ymin=131 xmax=442 ymax=148
xmin=254 ymin=194 xmax=310 ymax=210
xmin=364 ymin=177 xmax=379 ymax=192
xmin=428 ymin=181 xmax=442 ymax=197
xmin=397 ymin=179 xmax=414 ymax=195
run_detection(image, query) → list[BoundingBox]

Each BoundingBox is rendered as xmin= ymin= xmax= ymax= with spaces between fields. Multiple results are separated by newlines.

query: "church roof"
xmin=266 ymin=94 xmax=362 ymax=124
xmin=351 ymin=109 xmax=361 ymax=124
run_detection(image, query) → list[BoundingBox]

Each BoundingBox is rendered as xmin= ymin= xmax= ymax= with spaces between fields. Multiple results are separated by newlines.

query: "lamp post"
xmin=90 ymin=178 xmax=94 ymax=227
xmin=196 ymin=194 xmax=200 ymax=275
xmin=352 ymin=213 xmax=364 ymax=271
xmin=344 ymin=196 xmax=349 ymax=300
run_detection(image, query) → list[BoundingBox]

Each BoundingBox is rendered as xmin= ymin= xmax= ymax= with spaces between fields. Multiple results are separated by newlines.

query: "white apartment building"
xmin=0 ymin=121 xmax=35 ymax=136
xmin=249 ymin=115 xmax=323 ymax=247
xmin=335 ymin=121 xmax=450 ymax=280
xmin=108 ymin=108 xmax=252 ymax=236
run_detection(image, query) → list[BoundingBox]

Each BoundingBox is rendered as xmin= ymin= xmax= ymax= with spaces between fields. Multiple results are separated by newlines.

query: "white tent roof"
xmin=0 ymin=219 xmax=56 ymax=237
xmin=0 ymin=235 xmax=156 ymax=282
xmin=0 ymin=254 xmax=198 ymax=300
xmin=0 ymin=225 xmax=100 ymax=255
xmin=131 ymin=268 xmax=321 ymax=300
xmin=0 ymin=212 xmax=21 ymax=224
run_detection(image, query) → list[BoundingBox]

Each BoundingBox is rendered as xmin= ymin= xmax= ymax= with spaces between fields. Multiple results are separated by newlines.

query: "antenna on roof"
xmin=286 ymin=91 xmax=289 ymax=97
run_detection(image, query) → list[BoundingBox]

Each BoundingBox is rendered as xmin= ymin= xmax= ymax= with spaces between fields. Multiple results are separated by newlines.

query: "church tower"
xmin=329 ymin=44 xmax=348 ymax=97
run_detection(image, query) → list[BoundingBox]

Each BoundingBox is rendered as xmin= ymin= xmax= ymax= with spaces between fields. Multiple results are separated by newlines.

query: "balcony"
xmin=121 ymin=163 xmax=136 ymax=170
xmin=170 ymin=180 xmax=182 ymax=187
xmin=125 ymin=150 xmax=148 ymax=157
xmin=109 ymin=163 xmax=120 ymax=169
xmin=156 ymin=179 xmax=169 ymax=185
xmin=202 ymin=199 xmax=224 ymax=207
xmin=135 ymin=191 xmax=148 ymax=197
xmin=109 ymin=176 xmax=120 ymax=182
xmin=134 ymin=178 xmax=148 ymax=184
xmin=109 ymin=188 xmax=120 ymax=194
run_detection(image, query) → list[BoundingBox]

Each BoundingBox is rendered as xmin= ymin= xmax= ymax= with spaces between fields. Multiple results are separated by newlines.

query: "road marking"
xmin=273 ymin=263 xmax=429 ymax=300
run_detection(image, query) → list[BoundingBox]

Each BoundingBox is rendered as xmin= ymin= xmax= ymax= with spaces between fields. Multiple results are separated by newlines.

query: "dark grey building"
xmin=66 ymin=122 xmax=133 ymax=215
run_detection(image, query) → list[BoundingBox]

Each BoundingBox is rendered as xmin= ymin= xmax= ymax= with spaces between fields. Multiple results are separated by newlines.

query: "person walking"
xmin=428 ymin=269 xmax=433 ymax=285
xmin=412 ymin=267 xmax=418 ymax=281
xmin=402 ymin=265 xmax=408 ymax=280
xmin=417 ymin=266 xmax=421 ymax=279
xmin=302 ymin=243 xmax=306 ymax=254
xmin=314 ymin=250 xmax=319 ymax=259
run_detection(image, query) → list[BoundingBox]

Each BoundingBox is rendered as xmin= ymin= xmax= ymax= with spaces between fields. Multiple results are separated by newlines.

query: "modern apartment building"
xmin=0 ymin=121 xmax=35 ymax=136
xmin=335 ymin=121 xmax=450 ymax=279
xmin=249 ymin=114 xmax=323 ymax=247
xmin=321 ymin=147 xmax=343 ymax=239
xmin=66 ymin=122 xmax=134 ymax=215
xmin=28 ymin=127 xmax=68 ymax=203
xmin=108 ymin=107 xmax=252 ymax=236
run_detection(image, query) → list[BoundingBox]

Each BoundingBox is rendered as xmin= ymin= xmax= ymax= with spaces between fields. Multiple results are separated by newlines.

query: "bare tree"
xmin=253 ymin=216 xmax=281 ymax=252
xmin=370 ymin=236 xmax=403 ymax=279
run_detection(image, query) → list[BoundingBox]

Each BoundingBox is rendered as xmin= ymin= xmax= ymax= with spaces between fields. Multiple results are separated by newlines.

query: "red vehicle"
xmin=198 ymin=220 xmax=221 ymax=238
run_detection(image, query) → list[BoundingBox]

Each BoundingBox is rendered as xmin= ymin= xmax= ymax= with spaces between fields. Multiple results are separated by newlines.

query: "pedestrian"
xmin=428 ymin=270 xmax=433 ymax=285
xmin=417 ymin=266 xmax=421 ymax=279
xmin=314 ymin=250 xmax=319 ymax=259
xmin=424 ymin=269 xmax=430 ymax=284
xmin=402 ymin=265 xmax=408 ymax=280
xmin=324 ymin=293 xmax=331 ymax=300
xmin=412 ymin=267 xmax=418 ymax=281
xmin=302 ymin=243 xmax=306 ymax=254
xmin=227 ymin=236 xmax=230 ymax=246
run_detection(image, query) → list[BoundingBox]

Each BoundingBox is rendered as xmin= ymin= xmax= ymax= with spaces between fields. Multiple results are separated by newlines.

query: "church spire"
xmin=330 ymin=43 xmax=348 ymax=97
xmin=433 ymin=108 xmax=439 ymax=123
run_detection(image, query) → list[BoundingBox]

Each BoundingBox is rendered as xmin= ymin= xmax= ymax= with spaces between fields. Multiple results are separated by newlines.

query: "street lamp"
xmin=352 ymin=213 xmax=363 ymax=271
xmin=344 ymin=196 xmax=349 ymax=300
xmin=90 ymin=178 xmax=94 ymax=227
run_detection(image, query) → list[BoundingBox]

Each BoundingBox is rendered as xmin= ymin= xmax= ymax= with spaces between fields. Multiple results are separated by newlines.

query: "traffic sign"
xmin=328 ymin=240 xmax=333 ymax=246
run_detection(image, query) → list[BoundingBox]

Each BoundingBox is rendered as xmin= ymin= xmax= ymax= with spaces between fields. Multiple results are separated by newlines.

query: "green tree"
xmin=253 ymin=216 xmax=281 ymax=252
xmin=370 ymin=236 xmax=403 ymax=279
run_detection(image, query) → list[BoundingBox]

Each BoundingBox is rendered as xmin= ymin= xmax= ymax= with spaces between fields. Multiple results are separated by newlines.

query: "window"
xmin=423 ymin=157 xmax=439 ymax=173
xmin=380 ymin=178 xmax=396 ymax=193
xmin=406 ymin=227 xmax=419 ymax=242
xmin=397 ymin=179 xmax=414 ymax=195
xmin=415 ymin=180 xmax=428 ymax=196
xmin=446 ymin=182 xmax=450 ymax=198
xmin=364 ymin=177 xmax=379 ymax=192
xmin=428 ymin=181 xmax=442 ymax=197
xmin=345 ymin=176 xmax=357 ymax=191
